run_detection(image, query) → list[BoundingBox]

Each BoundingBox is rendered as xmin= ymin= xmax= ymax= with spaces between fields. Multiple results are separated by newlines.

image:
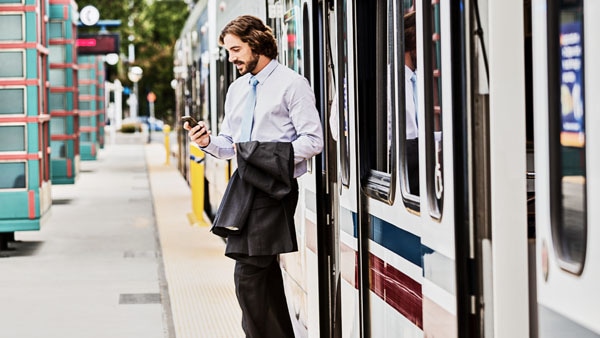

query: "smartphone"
xmin=180 ymin=116 xmax=198 ymax=128
xmin=181 ymin=116 xmax=207 ymax=137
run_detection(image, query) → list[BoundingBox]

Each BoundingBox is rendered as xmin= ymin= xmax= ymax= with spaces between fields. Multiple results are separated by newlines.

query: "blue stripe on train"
xmin=351 ymin=210 xmax=427 ymax=268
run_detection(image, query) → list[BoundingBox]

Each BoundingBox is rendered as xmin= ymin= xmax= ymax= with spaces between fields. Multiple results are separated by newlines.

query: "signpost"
xmin=147 ymin=91 xmax=156 ymax=143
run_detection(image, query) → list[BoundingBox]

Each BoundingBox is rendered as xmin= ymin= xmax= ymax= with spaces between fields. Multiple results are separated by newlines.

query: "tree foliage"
xmin=76 ymin=0 xmax=190 ymax=124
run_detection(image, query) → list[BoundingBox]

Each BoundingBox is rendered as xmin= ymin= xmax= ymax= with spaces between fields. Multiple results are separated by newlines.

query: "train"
xmin=172 ymin=0 xmax=600 ymax=337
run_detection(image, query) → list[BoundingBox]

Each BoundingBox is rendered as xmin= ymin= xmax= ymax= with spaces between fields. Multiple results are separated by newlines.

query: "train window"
xmin=399 ymin=6 xmax=421 ymax=212
xmin=423 ymin=0 xmax=444 ymax=220
xmin=216 ymin=47 xmax=231 ymax=133
xmin=0 ymin=162 xmax=26 ymax=190
xmin=283 ymin=6 xmax=302 ymax=74
xmin=548 ymin=0 xmax=587 ymax=275
xmin=337 ymin=0 xmax=350 ymax=187
xmin=355 ymin=0 xmax=398 ymax=203
xmin=0 ymin=88 xmax=25 ymax=115
xmin=199 ymin=54 xmax=210 ymax=123
xmin=191 ymin=61 xmax=199 ymax=117
xmin=0 ymin=51 xmax=24 ymax=78
xmin=0 ymin=14 xmax=23 ymax=41
xmin=0 ymin=125 xmax=26 ymax=152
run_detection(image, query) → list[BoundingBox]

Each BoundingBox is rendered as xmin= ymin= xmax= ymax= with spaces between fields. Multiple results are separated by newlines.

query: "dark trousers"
xmin=234 ymin=255 xmax=295 ymax=338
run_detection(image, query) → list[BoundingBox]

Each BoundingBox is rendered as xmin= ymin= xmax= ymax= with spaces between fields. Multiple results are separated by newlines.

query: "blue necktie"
xmin=410 ymin=72 xmax=418 ymax=127
xmin=239 ymin=76 xmax=259 ymax=142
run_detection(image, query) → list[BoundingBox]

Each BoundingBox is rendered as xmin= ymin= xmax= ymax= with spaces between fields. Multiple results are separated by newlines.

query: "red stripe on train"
xmin=370 ymin=254 xmax=423 ymax=329
xmin=340 ymin=242 xmax=423 ymax=329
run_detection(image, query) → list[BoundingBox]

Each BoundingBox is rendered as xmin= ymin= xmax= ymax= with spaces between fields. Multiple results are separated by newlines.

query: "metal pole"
xmin=133 ymin=81 xmax=139 ymax=119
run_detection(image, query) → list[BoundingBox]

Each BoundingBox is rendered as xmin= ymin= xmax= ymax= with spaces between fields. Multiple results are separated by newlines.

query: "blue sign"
xmin=560 ymin=22 xmax=584 ymax=140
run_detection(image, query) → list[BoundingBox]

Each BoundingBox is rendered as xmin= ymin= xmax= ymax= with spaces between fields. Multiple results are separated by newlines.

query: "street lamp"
xmin=127 ymin=66 xmax=143 ymax=119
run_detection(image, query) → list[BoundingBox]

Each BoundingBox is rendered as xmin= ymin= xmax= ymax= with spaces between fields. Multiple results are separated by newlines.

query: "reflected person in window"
xmin=404 ymin=11 xmax=419 ymax=196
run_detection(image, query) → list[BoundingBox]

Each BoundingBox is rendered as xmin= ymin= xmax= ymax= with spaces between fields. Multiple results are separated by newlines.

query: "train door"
xmin=533 ymin=0 xmax=600 ymax=336
xmin=467 ymin=1 xmax=531 ymax=337
xmin=333 ymin=0 xmax=361 ymax=335
xmin=416 ymin=1 xmax=467 ymax=336
xmin=338 ymin=0 xmax=427 ymax=336
xmin=270 ymin=0 xmax=340 ymax=336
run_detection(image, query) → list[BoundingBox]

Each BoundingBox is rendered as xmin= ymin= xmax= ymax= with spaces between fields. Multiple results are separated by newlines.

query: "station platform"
xmin=0 ymin=132 xmax=244 ymax=338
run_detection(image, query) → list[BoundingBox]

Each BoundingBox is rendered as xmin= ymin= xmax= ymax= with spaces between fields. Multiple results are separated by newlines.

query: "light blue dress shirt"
xmin=405 ymin=65 xmax=419 ymax=140
xmin=202 ymin=59 xmax=324 ymax=177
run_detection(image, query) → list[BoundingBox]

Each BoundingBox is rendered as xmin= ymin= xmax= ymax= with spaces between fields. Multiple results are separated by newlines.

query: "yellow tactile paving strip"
xmin=145 ymin=144 xmax=244 ymax=338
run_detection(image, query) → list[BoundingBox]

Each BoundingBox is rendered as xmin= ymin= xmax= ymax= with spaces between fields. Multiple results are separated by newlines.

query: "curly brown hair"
xmin=404 ymin=11 xmax=416 ymax=52
xmin=218 ymin=15 xmax=278 ymax=59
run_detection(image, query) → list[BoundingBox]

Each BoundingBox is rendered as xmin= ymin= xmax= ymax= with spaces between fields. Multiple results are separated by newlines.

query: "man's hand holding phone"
xmin=181 ymin=116 xmax=210 ymax=147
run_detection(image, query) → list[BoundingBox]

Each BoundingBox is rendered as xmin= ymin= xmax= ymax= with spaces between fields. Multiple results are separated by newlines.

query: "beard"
xmin=410 ymin=51 xmax=417 ymax=71
xmin=236 ymin=53 xmax=260 ymax=75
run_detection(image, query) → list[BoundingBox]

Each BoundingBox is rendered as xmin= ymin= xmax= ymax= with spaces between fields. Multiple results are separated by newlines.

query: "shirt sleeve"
xmin=288 ymin=77 xmax=324 ymax=164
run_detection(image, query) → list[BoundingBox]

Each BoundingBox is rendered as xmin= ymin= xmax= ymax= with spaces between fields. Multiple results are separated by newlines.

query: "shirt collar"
xmin=253 ymin=59 xmax=278 ymax=84
xmin=405 ymin=64 xmax=416 ymax=78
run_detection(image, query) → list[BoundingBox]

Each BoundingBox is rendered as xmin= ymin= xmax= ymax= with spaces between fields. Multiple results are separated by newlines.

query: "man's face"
xmin=223 ymin=34 xmax=259 ymax=75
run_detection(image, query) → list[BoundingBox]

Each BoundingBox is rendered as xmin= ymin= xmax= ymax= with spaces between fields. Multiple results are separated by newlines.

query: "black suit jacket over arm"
xmin=211 ymin=141 xmax=298 ymax=259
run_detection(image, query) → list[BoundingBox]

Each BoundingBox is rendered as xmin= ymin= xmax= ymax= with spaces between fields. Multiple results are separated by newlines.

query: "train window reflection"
xmin=355 ymin=0 xmax=397 ymax=203
xmin=283 ymin=6 xmax=301 ymax=74
xmin=549 ymin=0 xmax=586 ymax=275
xmin=339 ymin=0 xmax=350 ymax=187
xmin=400 ymin=8 xmax=421 ymax=210
xmin=424 ymin=0 xmax=444 ymax=220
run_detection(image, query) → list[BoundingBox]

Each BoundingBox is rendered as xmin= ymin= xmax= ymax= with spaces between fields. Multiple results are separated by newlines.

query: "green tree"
xmin=77 ymin=0 xmax=190 ymax=125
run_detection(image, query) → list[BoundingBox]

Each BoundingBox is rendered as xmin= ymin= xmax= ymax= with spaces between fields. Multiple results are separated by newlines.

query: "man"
xmin=184 ymin=15 xmax=323 ymax=338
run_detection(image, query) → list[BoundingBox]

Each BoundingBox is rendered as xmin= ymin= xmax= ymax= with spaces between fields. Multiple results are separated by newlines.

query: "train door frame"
xmin=267 ymin=0 xmax=341 ymax=335
xmin=484 ymin=0 xmax=531 ymax=336
xmin=352 ymin=0 xmax=430 ymax=336
xmin=306 ymin=1 xmax=340 ymax=336
xmin=332 ymin=0 xmax=360 ymax=335
xmin=418 ymin=0 xmax=468 ymax=336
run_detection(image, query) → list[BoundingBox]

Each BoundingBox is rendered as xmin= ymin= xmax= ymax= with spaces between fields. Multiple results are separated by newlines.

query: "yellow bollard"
xmin=163 ymin=125 xmax=171 ymax=165
xmin=189 ymin=144 xmax=207 ymax=227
